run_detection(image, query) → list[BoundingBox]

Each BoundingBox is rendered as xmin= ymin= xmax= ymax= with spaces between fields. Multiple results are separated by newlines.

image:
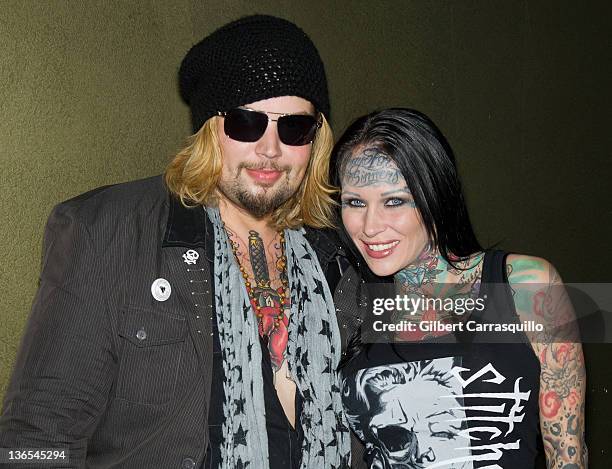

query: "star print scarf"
xmin=206 ymin=207 xmax=351 ymax=469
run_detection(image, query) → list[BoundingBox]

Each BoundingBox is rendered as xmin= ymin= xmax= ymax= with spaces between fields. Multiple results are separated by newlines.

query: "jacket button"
xmin=181 ymin=458 xmax=196 ymax=469
xmin=136 ymin=329 xmax=147 ymax=341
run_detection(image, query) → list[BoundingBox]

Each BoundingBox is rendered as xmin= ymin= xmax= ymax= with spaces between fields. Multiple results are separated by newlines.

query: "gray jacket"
xmin=0 ymin=175 xmax=365 ymax=469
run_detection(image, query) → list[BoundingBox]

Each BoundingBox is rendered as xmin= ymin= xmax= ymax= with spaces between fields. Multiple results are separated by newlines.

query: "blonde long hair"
xmin=165 ymin=115 xmax=336 ymax=230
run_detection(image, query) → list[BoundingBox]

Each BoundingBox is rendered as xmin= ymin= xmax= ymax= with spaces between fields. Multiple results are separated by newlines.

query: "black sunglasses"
xmin=218 ymin=107 xmax=321 ymax=146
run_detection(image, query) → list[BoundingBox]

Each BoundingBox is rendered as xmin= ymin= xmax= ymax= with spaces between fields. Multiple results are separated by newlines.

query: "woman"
xmin=332 ymin=109 xmax=587 ymax=468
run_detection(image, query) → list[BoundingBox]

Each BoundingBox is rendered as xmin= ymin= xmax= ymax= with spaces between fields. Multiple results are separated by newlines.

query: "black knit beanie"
xmin=179 ymin=15 xmax=330 ymax=133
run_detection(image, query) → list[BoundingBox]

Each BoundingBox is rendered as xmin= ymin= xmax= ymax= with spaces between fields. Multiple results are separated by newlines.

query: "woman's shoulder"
xmin=504 ymin=253 xmax=577 ymax=343
xmin=505 ymin=253 xmax=563 ymax=286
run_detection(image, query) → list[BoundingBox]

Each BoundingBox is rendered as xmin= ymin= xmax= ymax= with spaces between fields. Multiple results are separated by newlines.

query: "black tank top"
xmin=341 ymin=251 xmax=541 ymax=468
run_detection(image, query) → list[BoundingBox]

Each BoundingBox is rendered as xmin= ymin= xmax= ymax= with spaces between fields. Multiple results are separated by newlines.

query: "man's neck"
xmin=218 ymin=197 xmax=276 ymax=238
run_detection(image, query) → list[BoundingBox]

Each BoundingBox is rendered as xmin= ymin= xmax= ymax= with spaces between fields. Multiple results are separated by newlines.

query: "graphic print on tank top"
xmin=342 ymin=355 xmax=533 ymax=468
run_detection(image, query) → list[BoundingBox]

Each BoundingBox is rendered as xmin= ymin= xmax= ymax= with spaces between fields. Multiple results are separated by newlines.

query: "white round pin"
xmin=151 ymin=278 xmax=172 ymax=302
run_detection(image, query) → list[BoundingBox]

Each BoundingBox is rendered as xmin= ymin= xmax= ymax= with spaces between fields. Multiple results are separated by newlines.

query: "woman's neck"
xmin=394 ymin=245 xmax=447 ymax=290
xmin=394 ymin=246 xmax=484 ymax=292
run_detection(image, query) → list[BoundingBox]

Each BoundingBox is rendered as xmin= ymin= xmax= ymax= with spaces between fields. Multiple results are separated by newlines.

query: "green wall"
xmin=1 ymin=0 xmax=193 ymax=392
xmin=2 ymin=1 xmax=610 ymax=465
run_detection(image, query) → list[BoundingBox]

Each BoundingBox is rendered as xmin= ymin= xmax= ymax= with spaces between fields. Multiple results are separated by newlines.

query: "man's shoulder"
xmin=60 ymin=174 xmax=165 ymax=208
xmin=304 ymin=227 xmax=343 ymax=261
xmin=303 ymin=227 xmax=354 ymax=293
xmin=48 ymin=175 xmax=168 ymax=238
xmin=54 ymin=175 xmax=166 ymax=222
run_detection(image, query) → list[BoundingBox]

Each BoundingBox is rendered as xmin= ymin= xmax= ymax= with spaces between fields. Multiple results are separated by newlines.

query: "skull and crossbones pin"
xmin=182 ymin=249 xmax=199 ymax=265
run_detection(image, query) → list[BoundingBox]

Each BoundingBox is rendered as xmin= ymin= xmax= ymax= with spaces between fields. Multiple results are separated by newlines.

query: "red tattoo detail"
xmin=554 ymin=344 xmax=571 ymax=365
xmin=249 ymin=288 xmax=288 ymax=370
xmin=540 ymin=348 xmax=547 ymax=363
xmin=540 ymin=390 xmax=562 ymax=418
xmin=568 ymin=389 xmax=579 ymax=406
xmin=533 ymin=290 xmax=553 ymax=317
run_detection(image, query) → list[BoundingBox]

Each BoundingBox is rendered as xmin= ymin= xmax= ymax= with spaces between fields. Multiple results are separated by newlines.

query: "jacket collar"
xmin=303 ymin=226 xmax=344 ymax=267
xmin=162 ymin=192 xmax=342 ymax=265
xmin=162 ymin=194 xmax=214 ymax=261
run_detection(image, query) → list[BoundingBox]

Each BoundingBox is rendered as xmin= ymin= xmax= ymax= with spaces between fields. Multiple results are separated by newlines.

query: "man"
xmin=0 ymin=15 xmax=354 ymax=468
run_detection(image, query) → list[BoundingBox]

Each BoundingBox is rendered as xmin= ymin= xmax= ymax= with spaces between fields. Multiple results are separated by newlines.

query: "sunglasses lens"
xmin=223 ymin=109 xmax=318 ymax=146
xmin=224 ymin=108 xmax=268 ymax=142
xmin=278 ymin=114 xmax=318 ymax=146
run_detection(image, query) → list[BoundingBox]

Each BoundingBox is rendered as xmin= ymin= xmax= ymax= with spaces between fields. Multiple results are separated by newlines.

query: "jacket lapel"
xmin=162 ymin=196 xmax=214 ymax=396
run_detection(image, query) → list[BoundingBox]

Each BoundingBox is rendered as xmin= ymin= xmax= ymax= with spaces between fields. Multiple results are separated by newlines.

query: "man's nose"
xmin=255 ymin=121 xmax=282 ymax=159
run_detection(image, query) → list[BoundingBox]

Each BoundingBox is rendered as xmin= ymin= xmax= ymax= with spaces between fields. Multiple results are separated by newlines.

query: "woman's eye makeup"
xmin=340 ymin=197 xmax=416 ymax=208
xmin=384 ymin=198 xmax=402 ymax=206
xmin=341 ymin=198 xmax=366 ymax=208
xmin=380 ymin=187 xmax=416 ymax=208
xmin=384 ymin=197 xmax=416 ymax=208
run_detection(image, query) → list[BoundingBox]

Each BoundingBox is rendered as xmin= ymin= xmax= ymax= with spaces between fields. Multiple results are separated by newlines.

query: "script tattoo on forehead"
xmin=342 ymin=147 xmax=402 ymax=187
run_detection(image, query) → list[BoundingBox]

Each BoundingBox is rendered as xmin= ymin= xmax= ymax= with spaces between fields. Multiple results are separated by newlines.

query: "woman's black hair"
xmin=332 ymin=108 xmax=483 ymax=369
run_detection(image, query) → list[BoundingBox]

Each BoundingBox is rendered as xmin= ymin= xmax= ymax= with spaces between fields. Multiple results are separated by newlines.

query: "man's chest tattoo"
xmin=228 ymin=228 xmax=290 ymax=371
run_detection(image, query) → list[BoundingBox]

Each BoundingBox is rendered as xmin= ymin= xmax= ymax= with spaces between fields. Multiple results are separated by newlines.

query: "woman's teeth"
xmin=367 ymin=241 xmax=399 ymax=251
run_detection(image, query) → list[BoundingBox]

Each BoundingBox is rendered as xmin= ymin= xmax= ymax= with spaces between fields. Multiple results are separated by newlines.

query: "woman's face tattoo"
xmin=340 ymin=147 xmax=429 ymax=277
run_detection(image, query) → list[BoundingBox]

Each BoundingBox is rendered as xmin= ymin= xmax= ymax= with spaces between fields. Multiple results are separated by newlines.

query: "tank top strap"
xmin=480 ymin=249 xmax=509 ymax=283
xmin=472 ymin=249 xmax=520 ymax=325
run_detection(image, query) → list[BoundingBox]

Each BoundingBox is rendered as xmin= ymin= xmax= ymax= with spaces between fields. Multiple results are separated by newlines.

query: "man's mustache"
xmin=239 ymin=162 xmax=290 ymax=172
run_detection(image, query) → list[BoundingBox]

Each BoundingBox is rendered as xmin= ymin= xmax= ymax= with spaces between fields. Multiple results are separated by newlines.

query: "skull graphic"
xmin=342 ymin=358 xmax=472 ymax=469
xmin=182 ymin=249 xmax=199 ymax=265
